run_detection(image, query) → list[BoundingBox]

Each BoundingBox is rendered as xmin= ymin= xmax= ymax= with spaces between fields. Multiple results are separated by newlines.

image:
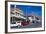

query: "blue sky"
xmin=11 ymin=5 xmax=42 ymax=16
xmin=16 ymin=5 xmax=42 ymax=16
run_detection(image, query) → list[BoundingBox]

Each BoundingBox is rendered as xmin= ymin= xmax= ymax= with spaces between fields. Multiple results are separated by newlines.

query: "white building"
xmin=10 ymin=7 xmax=26 ymax=28
xmin=11 ymin=8 xmax=26 ymax=19
xmin=28 ymin=15 xmax=41 ymax=23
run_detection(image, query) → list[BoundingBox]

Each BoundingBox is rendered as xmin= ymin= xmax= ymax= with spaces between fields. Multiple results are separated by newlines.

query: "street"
xmin=12 ymin=22 xmax=42 ymax=29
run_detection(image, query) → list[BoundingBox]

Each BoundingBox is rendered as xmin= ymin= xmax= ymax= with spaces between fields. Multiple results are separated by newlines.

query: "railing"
xmin=11 ymin=14 xmax=26 ymax=19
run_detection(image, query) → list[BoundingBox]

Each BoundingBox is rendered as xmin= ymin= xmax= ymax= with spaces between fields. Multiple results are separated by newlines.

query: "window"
xmin=10 ymin=17 xmax=16 ymax=24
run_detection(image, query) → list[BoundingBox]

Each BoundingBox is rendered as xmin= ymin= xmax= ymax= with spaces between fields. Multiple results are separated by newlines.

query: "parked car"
xmin=21 ymin=21 xmax=29 ymax=26
xmin=11 ymin=21 xmax=21 ymax=28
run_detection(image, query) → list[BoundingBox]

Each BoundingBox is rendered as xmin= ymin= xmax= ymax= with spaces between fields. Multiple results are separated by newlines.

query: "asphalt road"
xmin=11 ymin=22 xmax=42 ymax=29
